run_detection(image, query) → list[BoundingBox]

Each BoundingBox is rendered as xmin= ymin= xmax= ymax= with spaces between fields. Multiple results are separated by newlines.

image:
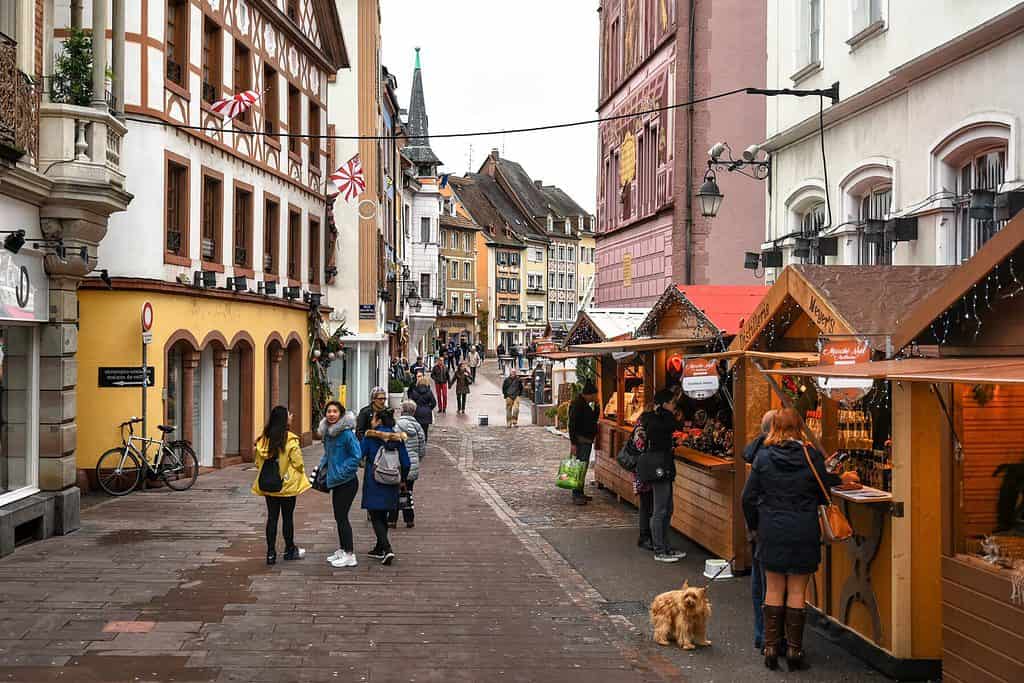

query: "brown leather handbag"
xmin=803 ymin=445 xmax=854 ymax=543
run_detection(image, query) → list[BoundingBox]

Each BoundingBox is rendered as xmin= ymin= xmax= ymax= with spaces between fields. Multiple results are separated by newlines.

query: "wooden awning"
xmin=535 ymin=350 xmax=597 ymax=361
xmin=567 ymin=337 xmax=714 ymax=354
xmin=764 ymin=357 xmax=1024 ymax=384
xmin=746 ymin=351 xmax=820 ymax=364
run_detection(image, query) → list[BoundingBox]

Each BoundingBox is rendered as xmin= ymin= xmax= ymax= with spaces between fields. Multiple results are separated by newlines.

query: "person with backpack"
xmin=567 ymin=383 xmax=599 ymax=505
xmin=360 ymin=408 xmax=411 ymax=565
xmin=252 ymin=406 xmax=310 ymax=565
xmin=391 ymin=401 xmax=425 ymax=529
xmin=408 ymin=374 xmax=437 ymax=439
xmin=319 ymin=401 xmax=362 ymax=569
xmin=501 ymin=367 xmax=523 ymax=427
xmin=430 ymin=357 xmax=449 ymax=414
xmin=636 ymin=390 xmax=686 ymax=563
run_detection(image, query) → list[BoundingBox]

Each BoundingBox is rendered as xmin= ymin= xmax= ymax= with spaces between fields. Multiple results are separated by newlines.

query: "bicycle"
xmin=95 ymin=417 xmax=200 ymax=496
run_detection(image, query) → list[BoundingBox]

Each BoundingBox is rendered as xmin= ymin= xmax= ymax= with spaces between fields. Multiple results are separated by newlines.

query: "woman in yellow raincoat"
xmin=252 ymin=405 xmax=311 ymax=564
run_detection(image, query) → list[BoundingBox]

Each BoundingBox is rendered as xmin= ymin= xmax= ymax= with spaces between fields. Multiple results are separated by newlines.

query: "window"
xmin=568 ymin=246 xmax=575 ymax=261
xmin=510 ymin=278 xmax=519 ymax=293
xmin=263 ymin=198 xmax=279 ymax=274
xmin=420 ymin=217 xmax=431 ymax=243
xmin=308 ymin=102 xmax=321 ymax=171
xmin=402 ymin=205 xmax=410 ymax=236
xmin=233 ymin=186 xmax=253 ymax=268
xmin=262 ymin=65 xmax=278 ymax=134
xmin=567 ymin=273 xmax=575 ymax=290
xmin=795 ymin=0 xmax=822 ymax=75
xmin=567 ymin=302 xmax=575 ymax=319
xmin=0 ymin=326 xmax=39 ymax=500
xmin=449 ymin=261 xmax=458 ymax=279
xmin=464 ymin=234 xmax=471 ymax=252
xmin=955 ymin=148 xmax=1006 ymax=262
xmin=233 ymin=40 xmax=252 ymax=124
xmin=166 ymin=0 xmax=188 ymax=87
xmin=549 ymin=245 xmax=556 ymax=260
xmin=287 ymin=208 xmax=301 ymax=280
xmin=286 ymin=0 xmax=300 ymax=21
xmin=859 ymin=186 xmax=893 ymax=266
xmin=530 ymin=247 xmax=543 ymax=262
xmin=464 ymin=295 xmax=472 ymax=314
xmin=419 ymin=273 xmax=431 ymax=299
xmin=201 ymin=17 xmax=221 ymax=103
xmin=165 ymin=159 xmax=188 ymax=257
xmin=451 ymin=294 xmax=459 ymax=314
xmin=287 ymin=85 xmax=301 ymax=156
xmin=850 ymin=0 xmax=883 ymax=38
xmin=463 ymin=262 xmax=471 ymax=281
xmin=308 ymin=217 xmax=320 ymax=284
xmin=200 ymin=173 xmax=222 ymax=263
xmin=497 ymin=278 xmax=506 ymax=293
xmin=497 ymin=252 xmax=507 ymax=266
xmin=558 ymin=273 xmax=565 ymax=290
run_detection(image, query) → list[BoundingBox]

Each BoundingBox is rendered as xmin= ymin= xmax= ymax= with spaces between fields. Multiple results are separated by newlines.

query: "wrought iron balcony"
xmin=0 ymin=34 xmax=41 ymax=166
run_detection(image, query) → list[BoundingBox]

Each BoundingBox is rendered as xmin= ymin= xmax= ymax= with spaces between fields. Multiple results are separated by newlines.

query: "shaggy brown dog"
xmin=650 ymin=581 xmax=712 ymax=650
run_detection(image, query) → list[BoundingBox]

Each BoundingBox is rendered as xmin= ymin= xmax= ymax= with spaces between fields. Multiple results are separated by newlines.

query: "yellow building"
xmin=77 ymin=285 xmax=311 ymax=475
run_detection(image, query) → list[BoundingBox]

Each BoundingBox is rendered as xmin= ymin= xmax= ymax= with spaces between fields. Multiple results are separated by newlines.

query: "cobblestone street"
xmin=0 ymin=365 xmax=878 ymax=682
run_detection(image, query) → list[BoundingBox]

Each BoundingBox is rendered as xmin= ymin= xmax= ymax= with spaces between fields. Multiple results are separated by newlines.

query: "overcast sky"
xmin=380 ymin=1 xmax=599 ymax=213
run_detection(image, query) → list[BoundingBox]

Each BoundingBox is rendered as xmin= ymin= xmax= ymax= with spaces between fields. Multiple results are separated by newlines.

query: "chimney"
xmin=490 ymin=148 xmax=500 ymax=160
xmin=534 ymin=180 xmax=543 ymax=188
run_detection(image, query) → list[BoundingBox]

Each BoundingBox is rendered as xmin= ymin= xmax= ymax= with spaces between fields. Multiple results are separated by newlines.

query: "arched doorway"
xmin=266 ymin=333 xmax=303 ymax=436
xmin=165 ymin=332 xmax=201 ymax=459
xmin=226 ymin=332 xmax=255 ymax=463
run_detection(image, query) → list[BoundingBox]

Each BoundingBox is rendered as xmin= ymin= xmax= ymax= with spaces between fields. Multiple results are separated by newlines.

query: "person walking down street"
xmin=468 ymin=347 xmax=481 ymax=382
xmin=360 ymin=408 xmax=411 ymax=565
xmin=252 ymin=406 xmax=310 ymax=566
xmin=502 ymin=367 xmax=523 ymax=427
xmin=319 ymin=401 xmax=362 ymax=569
xmin=409 ymin=356 xmax=427 ymax=385
xmin=636 ymin=390 xmax=685 ymax=563
xmin=356 ymin=386 xmax=388 ymax=440
xmin=407 ymin=374 xmax=437 ymax=440
xmin=430 ymin=357 xmax=449 ymax=414
xmin=742 ymin=410 xmax=776 ymax=651
xmin=391 ymin=401 xmax=425 ymax=529
xmin=450 ymin=361 xmax=472 ymax=414
xmin=742 ymin=408 xmax=859 ymax=671
xmin=447 ymin=341 xmax=458 ymax=371
xmin=567 ymin=383 xmax=599 ymax=505
xmin=496 ymin=343 xmax=506 ymax=372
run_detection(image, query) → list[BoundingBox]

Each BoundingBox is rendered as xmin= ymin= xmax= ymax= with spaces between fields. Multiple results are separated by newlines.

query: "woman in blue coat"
xmin=360 ymin=407 xmax=410 ymax=565
xmin=319 ymin=401 xmax=362 ymax=569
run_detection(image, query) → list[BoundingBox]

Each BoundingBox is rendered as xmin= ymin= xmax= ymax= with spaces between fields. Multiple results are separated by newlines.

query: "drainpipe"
xmin=684 ymin=0 xmax=697 ymax=285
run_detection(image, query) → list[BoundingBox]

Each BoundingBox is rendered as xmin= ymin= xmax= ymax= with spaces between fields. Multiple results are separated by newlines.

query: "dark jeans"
xmin=369 ymin=509 xmax=391 ymax=553
xmin=456 ymin=393 xmax=467 ymax=412
xmin=650 ymin=480 xmax=674 ymax=554
xmin=387 ymin=480 xmax=415 ymax=525
xmin=572 ymin=441 xmax=592 ymax=498
xmin=265 ymin=496 xmax=296 ymax=552
xmin=638 ymin=487 xmax=653 ymax=543
xmin=420 ymin=422 xmax=430 ymax=441
xmin=751 ymin=542 xmax=766 ymax=648
xmin=470 ymin=365 xmax=477 ymax=381
xmin=331 ymin=479 xmax=358 ymax=552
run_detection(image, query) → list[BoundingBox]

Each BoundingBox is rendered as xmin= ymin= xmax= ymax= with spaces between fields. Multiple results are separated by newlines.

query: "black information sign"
xmin=359 ymin=303 xmax=376 ymax=319
xmin=99 ymin=367 xmax=155 ymax=388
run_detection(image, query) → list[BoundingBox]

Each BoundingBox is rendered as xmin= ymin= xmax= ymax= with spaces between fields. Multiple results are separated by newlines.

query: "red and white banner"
xmin=330 ymin=154 xmax=366 ymax=203
xmin=210 ymin=90 xmax=260 ymax=120
xmin=682 ymin=358 xmax=719 ymax=400
xmin=816 ymin=338 xmax=873 ymax=404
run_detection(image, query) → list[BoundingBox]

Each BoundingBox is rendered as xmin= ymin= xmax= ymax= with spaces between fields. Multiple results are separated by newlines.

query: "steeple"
xmin=403 ymin=47 xmax=441 ymax=176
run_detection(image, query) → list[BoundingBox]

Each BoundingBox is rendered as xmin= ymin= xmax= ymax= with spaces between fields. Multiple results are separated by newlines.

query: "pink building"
xmin=596 ymin=0 xmax=767 ymax=307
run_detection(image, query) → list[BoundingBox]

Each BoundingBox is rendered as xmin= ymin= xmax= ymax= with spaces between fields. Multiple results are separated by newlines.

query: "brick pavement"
xmin=0 ymin=421 xmax=675 ymax=682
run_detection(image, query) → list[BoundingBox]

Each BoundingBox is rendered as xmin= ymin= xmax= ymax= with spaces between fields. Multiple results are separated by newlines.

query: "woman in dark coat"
xmin=741 ymin=408 xmax=858 ymax=671
xmin=360 ymin=409 xmax=410 ymax=566
xmin=450 ymin=362 xmax=472 ymax=415
xmin=407 ymin=375 xmax=436 ymax=439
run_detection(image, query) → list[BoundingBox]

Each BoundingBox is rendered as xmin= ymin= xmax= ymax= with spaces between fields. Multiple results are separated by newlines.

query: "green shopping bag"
xmin=556 ymin=457 xmax=588 ymax=490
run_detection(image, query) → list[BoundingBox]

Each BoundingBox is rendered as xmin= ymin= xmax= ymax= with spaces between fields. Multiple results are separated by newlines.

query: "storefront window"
xmin=0 ymin=327 xmax=37 ymax=500
xmin=955 ymin=147 xmax=1006 ymax=263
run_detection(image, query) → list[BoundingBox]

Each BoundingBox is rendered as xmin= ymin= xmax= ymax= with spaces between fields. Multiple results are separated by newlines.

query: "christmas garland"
xmin=307 ymin=306 xmax=352 ymax=424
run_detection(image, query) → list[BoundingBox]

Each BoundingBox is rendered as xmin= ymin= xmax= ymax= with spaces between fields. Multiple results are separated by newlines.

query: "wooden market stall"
xmin=726 ymin=264 xmax=956 ymax=679
xmin=569 ymin=285 xmax=766 ymax=567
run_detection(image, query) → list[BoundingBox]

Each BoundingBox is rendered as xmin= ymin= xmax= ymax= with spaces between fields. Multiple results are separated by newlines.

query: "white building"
xmin=762 ymin=0 xmax=1024 ymax=274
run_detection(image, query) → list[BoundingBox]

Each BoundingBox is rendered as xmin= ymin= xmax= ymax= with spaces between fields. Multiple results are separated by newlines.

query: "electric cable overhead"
xmin=123 ymin=87 xmax=751 ymax=141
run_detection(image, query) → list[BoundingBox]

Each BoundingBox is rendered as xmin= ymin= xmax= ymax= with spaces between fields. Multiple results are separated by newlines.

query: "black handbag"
xmin=616 ymin=423 xmax=647 ymax=472
xmin=636 ymin=450 xmax=672 ymax=483
xmin=258 ymin=454 xmax=283 ymax=493
xmin=310 ymin=456 xmax=329 ymax=493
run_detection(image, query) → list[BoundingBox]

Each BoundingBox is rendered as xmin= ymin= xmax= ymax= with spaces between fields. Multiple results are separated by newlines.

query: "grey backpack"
xmin=373 ymin=444 xmax=402 ymax=485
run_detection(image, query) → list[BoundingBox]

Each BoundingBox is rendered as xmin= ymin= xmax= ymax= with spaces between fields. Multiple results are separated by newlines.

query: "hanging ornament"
xmin=328 ymin=351 xmax=337 ymax=360
xmin=313 ymin=348 xmax=322 ymax=359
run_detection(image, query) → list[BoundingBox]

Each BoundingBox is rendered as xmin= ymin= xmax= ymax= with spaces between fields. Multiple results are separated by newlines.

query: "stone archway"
xmin=227 ymin=332 xmax=256 ymax=463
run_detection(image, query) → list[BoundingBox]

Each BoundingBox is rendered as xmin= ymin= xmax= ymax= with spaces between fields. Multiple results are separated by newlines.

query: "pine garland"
xmin=307 ymin=307 xmax=352 ymax=424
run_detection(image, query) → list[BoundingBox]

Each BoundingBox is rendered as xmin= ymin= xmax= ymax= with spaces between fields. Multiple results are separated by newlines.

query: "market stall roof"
xmin=567 ymin=308 xmax=650 ymax=343
xmin=745 ymin=351 xmax=821 ymax=364
xmin=568 ymin=337 xmax=714 ymax=354
xmin=635 ymin=285 xmax=767 ymax=339
xmin=891 ymin=211 xmax=1024 ymax=351
xmin=730 ymin=265 xmax=955 ymax=351
xmin=535 ymin=350 xmax=599 ymax=361
xmin=763 ymin=357 xmax=1024 ymax=384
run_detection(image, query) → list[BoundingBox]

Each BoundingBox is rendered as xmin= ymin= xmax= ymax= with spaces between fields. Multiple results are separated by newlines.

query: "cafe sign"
xmin=816 ymin=338 xmax=873 ymax=404
xmin=682 ymin=358 xmax=719 ymax=400
xmin=0 ymin=250 xmax=47 ymax=323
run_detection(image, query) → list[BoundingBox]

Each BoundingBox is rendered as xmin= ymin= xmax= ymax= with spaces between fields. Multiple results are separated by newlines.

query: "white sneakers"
xmin=327 ymin=550 xmax=358 ymax=568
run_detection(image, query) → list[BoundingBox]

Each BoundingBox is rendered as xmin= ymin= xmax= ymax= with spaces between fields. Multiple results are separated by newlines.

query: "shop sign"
xmin=359 ymin=304 xmax=376 ymax=319
xmin=535 ymin=339 xmax=557 ymax=354
xmin=622 ymin=253 xmax=633 ymax=288
xmin=816 ymin=338 xmax=873 ymax=404
xmin=99 ymin=366 xmax=155 ymax=388
xmin=0 ymin=250 xmax=47 ymax=323
xmin=619 ymin=132 xmax=637 ymax=186
xmin=682 ymin=358 xmax=719 ymax=400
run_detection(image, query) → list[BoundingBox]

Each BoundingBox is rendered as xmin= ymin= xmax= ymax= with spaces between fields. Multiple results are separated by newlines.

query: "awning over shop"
xmin=535 ymin=350 xmax=598 ymax=361
xmin=764 ymin=357 xmax=1024 ymax=384
xmin=568 ymin=337 xmax=714 ymax=354
xmin=746 ymin=351 xmax=820 ymax=364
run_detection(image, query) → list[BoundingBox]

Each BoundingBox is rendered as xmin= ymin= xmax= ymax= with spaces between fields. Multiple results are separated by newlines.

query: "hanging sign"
xmin=535 ymin=339 xmax=557 ymax=354
xmin=99 ymin=367 xmax=155 ymax=388
xmin=816 ymin=338 xmax=873 ymax=404
xmin=682 ymin=358 xmax=719 ymax=400
xmin=622 ymin=253 xmax=633 ymax=288
xmin=619 ymin=132 xmax=637 ymax=186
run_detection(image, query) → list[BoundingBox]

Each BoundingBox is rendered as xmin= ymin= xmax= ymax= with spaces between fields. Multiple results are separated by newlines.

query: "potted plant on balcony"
xmin=50 ymin=28 xmax=93 ymax=106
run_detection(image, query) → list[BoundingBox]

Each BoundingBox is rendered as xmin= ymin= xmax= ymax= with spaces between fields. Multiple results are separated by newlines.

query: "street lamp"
xmin=696 ymin=170 xmax=724 ymax=218
xmin=406 ymin=286 xmax=421 ymax=312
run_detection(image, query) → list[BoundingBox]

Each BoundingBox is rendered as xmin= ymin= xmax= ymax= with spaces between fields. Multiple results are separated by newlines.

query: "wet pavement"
xmin=0 ymin=364 xmax=884 ymax=682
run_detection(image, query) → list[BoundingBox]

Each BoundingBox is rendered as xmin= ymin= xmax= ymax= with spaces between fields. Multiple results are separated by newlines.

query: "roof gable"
xmin=255 ymin=0 xmax=348 ymax=71
xmin=637 ymin=285 xmax=769 ymax=340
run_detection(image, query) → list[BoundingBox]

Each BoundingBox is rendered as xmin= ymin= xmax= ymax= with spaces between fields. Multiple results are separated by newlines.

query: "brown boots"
xmin=762 ymin=605 xmax=785 ymax=670
xmin=762 ymin=605 xmax=807 ymax=670
xmin=784 ymin=606 xmax=807 ymax=670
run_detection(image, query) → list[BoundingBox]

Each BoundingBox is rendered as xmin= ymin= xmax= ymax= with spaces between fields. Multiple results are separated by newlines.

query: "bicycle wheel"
xmin=161 ymin=441 xmax=199 ymax=491
xmin=95 ymin=447 xmax=143 ymax=496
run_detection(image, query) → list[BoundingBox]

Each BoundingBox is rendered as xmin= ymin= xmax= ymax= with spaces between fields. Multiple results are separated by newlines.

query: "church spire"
xmin=403 ymin=47 xmax=441 ymax=175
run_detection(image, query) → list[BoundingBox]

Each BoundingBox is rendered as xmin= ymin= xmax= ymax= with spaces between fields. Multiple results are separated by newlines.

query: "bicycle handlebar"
xmin=120 ymin=417 xmax=143 ymax=427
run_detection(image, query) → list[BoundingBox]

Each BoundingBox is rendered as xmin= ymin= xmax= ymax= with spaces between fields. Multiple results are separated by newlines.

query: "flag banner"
xmin=330 ymin=155 xmax=366 ymax=202
xmin=211 ymin=90 xmax=260 ymax=120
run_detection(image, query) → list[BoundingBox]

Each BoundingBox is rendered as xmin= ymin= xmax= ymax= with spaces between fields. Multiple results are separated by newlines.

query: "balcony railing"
xmin=0 ymin=34 xmax=41 ymax=165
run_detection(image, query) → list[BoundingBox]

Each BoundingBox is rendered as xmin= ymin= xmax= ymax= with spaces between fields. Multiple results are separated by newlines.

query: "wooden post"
xmin=269 ymin=347 xmax=284 ymax=407
xmin=732 ymin=357 xmax=751 ymax=572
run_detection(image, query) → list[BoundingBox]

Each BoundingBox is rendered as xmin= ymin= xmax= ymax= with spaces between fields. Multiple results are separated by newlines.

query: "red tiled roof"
xmin=676 ymin=285 xmax=769 ymax=336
